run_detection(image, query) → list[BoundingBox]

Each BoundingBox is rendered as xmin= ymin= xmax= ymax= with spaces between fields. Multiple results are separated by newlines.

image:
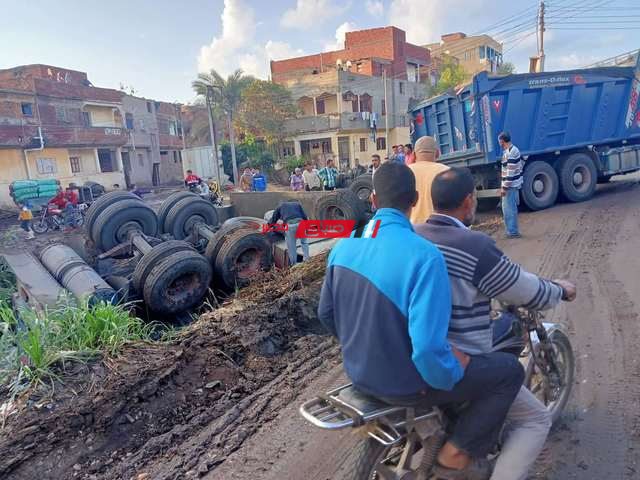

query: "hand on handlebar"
xmin=554 ymin=279 xmax=577 ymax=302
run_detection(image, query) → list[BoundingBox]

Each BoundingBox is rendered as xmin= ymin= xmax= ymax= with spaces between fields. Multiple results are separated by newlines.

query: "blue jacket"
xmin=318 ymin=208 xmax=463 ymax=397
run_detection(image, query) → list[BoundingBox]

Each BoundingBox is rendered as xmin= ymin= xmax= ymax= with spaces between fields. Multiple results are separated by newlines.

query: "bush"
xmin=285 ymin=155 xmax=306 ymax=172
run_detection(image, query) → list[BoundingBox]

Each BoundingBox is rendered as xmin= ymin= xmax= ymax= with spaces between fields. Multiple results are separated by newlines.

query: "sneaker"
xmin=504 ymin=233 xmax=522 ymax=239
xmin=26 ymin=233 xmax=35 ymax=240
xmin=432 ymin=458 xmax=492 ymax=480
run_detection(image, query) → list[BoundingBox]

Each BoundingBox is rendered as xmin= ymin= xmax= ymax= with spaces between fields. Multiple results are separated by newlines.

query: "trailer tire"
xmin=164 ymin=197 xmax=218 ymax=240
xmin=91 ymin=199 xmax=158 ymax=251
xmin=204 ymin=224 xmax=254 ymax=265
xmin=157 ymin=191 xmax=199 ymax=233
xmin=132 ymin=240 xmax=195 ymax=292
xmin=521 ymin=161 xmax=559 ymax=211
xmin=84 ymin=191 xmax=138 ymax=237
xmin=559 ymin=153 xmax=597 ymax=203
xmin=349 ymin=174 xmax=374 ymax=213
xmin=143 ymin=250 xmax=212 ymax=315
xmin=223 ymin=216 xmax=267 ymax=231
xmin=314 ymin=189 xmax=367 ymax=225
xmin=214 ymin=229 xmax=273 ymax=290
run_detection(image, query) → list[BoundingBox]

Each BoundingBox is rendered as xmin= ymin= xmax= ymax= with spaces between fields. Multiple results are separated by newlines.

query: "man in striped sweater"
xmin=415 ymin=167 xmax=577 ymax=480
xmin=499 ymin=131 xmax=524 ymax=238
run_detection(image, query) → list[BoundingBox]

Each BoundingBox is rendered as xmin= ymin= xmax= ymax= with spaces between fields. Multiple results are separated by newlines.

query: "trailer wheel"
xmin=214 ymin=229 xmax=273 ymax=290
xmin=204 ymin=224 xmax=254 ymax=265
xmin=132 ymin=240 xmax=196 ymax=292
xmin=157 ymin=191 xmax=199 ymax=233
xmin=349 ymin=174 xmax=374 ymax=213
xmin=521 ymin=161 xmax=559 ymax=211
xmin=559 ymin=153 xmax=598 ymax=203
xmin=164 ymin=197 xmax=218 ymax=240
xmin=314 ymin=190 xmax=366 ymax=225
xmin=143 ymin=250 xmax=212 ymax=315
xmin=84 ymin=191 xmax=137 ymax=237
xmin=223 ymin=216 xmax=267 ymax=231
xmin=91 ymin=199 xmax=158 ymax=251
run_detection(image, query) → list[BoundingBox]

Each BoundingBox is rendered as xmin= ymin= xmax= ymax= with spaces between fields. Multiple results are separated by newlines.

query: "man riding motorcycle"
xmin=318 ymin=162 xmax=525 ymax=479
xmin=414 ymin=167 xmax=577 ymax=480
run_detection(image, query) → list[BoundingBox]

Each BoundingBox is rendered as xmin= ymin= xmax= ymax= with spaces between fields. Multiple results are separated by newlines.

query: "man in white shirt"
xmin=302 ymin=162 xmax=322 ymax=191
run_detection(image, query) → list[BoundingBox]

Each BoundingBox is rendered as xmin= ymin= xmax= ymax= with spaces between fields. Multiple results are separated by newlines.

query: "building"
xmin=425 ymin=32 xmax=503 ymax=76
xmin=271 ymin=27 xmax=431 ymax=168
xmin=0 ymin=64 xmax=185 ymax=208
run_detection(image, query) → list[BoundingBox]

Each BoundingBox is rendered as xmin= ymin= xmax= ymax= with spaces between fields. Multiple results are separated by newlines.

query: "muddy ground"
xmin=1 ymin=175 xmax=640 ymax=479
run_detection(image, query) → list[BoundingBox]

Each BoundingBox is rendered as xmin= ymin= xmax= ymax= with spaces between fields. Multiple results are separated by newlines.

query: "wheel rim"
xmin=326 ymin=205 xmax=346 ymax=219
xmin=116 ymin=220 xmax=143 ymax=243
xmin=571 ymin=165 xmax=592 ymax=193
xmin=356 ymin=187 xmax=372 ymax=201
xmin=164 ymin=271 xmax=202 ymax=305
xmin=531 ymin=172 xmax=553 ymax=200
xmin=529 ymin=337 xmax=572 ymax=417
xmin=235 ymin=248 xmax=264 ymax=279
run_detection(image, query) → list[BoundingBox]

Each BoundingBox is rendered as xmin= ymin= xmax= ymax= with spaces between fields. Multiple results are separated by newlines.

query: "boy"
xmin=19 ymin=203 xmax=35 ymax=239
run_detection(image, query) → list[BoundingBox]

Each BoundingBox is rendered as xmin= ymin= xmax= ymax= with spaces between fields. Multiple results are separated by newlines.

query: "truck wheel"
xmin=314 ymin=190 xmax=366 ymax=225
xmin=143 ymin=250 xmax=212 ymax=315
xmin=204 ymin=224 xmax=254 ymax=265
xmin=132 ymin=240 xmax=195 ymax=292
xmin=521 ymin=161 xmax=559 ymax=211
xmin=223 ymin=216 xmax=266 ymax=231
xmin=91 ymin=199 xmax=158 ymax=251
xmin=164 ymin=197 xmax=218 ymax=240
xmin=84 ymin=191 xmax=137 ymax=237
xmin=157 ymin=191 xmax=199 ymax=233
xmin=349 ymin=174 xmax=374 ymax=213
xmin=559 ymin=153 xmax=597 ymax=203
xmin=214 ymin=229 xmax=273 ymax=290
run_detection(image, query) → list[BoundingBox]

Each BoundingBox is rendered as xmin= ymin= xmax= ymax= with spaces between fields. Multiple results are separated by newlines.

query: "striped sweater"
xmin=415 ymin=214 xmax=563 ymax=355
xmin=501 ymin=144 xmax=524 ymax=189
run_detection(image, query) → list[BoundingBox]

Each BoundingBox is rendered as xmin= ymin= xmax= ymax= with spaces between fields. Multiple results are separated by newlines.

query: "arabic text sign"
xmin=296 ymin=220 xmax=356 ymax=238
xmin=261 ymin=223 xmax=289 ymax=234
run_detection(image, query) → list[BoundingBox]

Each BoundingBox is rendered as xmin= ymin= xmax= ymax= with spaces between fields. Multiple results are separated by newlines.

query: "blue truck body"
xmin=410 ymin=62 xmax=640 ymax=209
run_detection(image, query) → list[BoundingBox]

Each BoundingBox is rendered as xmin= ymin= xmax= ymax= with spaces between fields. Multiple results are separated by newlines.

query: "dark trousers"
xmin=377 ymin=352 xmax=524 ymax=458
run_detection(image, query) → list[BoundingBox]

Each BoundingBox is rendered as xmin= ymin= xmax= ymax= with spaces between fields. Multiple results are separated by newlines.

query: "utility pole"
xmin=205 ymin=86 xmax=221 ymax=186
xmin=538 ymin=0 xmax=546 ymax=72
xmin=383 ymin=68 xmax=390 ymax=158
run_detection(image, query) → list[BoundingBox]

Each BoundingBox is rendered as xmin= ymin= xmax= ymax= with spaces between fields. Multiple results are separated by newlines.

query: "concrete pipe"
xmin=40 ymin=244 xmax=120 ymax=306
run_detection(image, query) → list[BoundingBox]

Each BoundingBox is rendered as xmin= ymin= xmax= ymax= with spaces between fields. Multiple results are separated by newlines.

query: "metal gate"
xmin=338 ymin=136 xmax=350 ymax=170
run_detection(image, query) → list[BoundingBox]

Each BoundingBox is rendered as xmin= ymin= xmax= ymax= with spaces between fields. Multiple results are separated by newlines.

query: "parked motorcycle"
xmin=32 ymin=204 xmax=86 ymax=234
xmin=187 ymin=180 xmax=224 ymax=207
xmin=299 ymin=305 xmax=574 ymax=479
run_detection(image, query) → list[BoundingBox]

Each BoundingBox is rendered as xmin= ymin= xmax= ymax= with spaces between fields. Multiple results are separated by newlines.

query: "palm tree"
xmin=192 ymin=69 xmax=254 ymax=187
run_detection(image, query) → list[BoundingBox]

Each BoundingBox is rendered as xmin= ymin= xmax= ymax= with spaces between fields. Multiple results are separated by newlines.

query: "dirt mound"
xmin=0 ymin=254 xmax=337 ymax=480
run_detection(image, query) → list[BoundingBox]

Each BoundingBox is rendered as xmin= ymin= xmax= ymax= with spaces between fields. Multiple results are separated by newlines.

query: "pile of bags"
xmin=9 ymin=179 xmax=61 ymax=206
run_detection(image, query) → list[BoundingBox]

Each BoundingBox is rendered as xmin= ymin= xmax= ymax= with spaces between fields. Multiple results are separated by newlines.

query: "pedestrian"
xmin=499 ymin=131 xmax=524 ymax=238
xmin=408 ymin=135 xmax=449 ymax=224
xmin=318 ymin=158 xmax=338 ymax=191
xmin=63 ymin=183 xmax=80 ymax=231
xmin=404 ymin=143 xmax=416 ymax=165
xmin=270 ymin=200 xmax=310 ymax=266
xmin=353 ymin=158 xmax=366 ymax=177
xmin=368 ymin=154 xmax=381 ymax=177
xmin=290 ymin=167 xmax=305 ymax=191
xmin=303 ymin=162 xmax=322 ymax=191
xmin=394 ymin=145 xmax=405 ymax=164
xmin=240 ymin=167 xmax=253 ymax=192
xmin=18 ymin=202 xmax=35 ymax=240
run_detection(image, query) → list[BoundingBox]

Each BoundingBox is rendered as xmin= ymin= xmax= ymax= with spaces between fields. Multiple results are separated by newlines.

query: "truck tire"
xmin=84 ymin=191 xmax=137 ymax=237
xmin=164 ymin=197 xmax=218 ymax=240
xmin=223 ymin=216 xmax=266 ymax=231
xmin=314 ymin=189 xmax=366 ymax=225
xmin=143 ymin=250 xmax=212 ymax=315
xmin=349 ymin=174 xmax=374 ymax=213
xmin=132 ymin=240 xmax=195 ymax=292
xmin=214 ymin=229 xmax=273 ymax=290
xmin=559 ymin=153 xmax=597 ymax=203
xmin=91 ymin=199 xmax=158 ymax=252
xmin=157 ymin=191 xmax=199 ymax=233
xmin=521 ymin=161 xmax=559 ymax=211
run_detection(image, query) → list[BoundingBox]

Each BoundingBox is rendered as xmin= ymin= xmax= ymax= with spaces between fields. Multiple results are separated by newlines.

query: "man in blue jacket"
xmin=318 ymin=162 xmax=524 ymax=480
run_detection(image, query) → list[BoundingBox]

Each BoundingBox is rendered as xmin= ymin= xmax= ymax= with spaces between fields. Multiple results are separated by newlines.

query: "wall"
xmin=67 ymin=148 xmax=99 ymax=175
xmin=26 ymin=147 xmax=72 ymax=179
xmin=0 ymin=149 xmax=28 ymax=207
xmin=124 ymin=147 xmax=153 ymax=186
xmin=85 ymin=105 xmax=117 ymax=127
xmin=230 ymin=191 xmax=328 ymax=219
xmin=158 ymin=150 xmax=183 ymax=185
xmin=183 ymin=146 xmax=222 ymax=180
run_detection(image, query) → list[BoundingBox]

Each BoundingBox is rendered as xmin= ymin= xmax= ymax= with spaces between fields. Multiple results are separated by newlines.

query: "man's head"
xmin=414 ymin=136 xmax=439 ymax=163
xmin=354 ymin=158 xmax=360 ymax=166
xmin=371 ymin=162 xmax=418 ymax=215
xmin=326 ymin=158 xmax=334 ymax=167
xmin=304 ymin=162 xmax=313 ymax=171
xmin=371 ymin=154 xmax=381 ymax=168
xmin=186 ymin=170 xmax=193 ymax=175
xmin=67 ymin=182 xmax=77 ymax=191
xmin=243 ymin=167 xmax=251 ymax=174
xmin=431 ymin=167 xmax=477 ymax=226
xmin=404 ymin=144 xmax=413 ymax=155
xmin=498 ymin=131 xmax=512 ymax=150
xmin=294 ymin=167 xmax=302 ymax=174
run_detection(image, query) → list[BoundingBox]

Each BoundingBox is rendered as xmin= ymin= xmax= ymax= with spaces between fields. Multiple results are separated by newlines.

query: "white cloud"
xmin=365 ymin=0 xmax=384 ymax=17
xmin=281 ymin=0 xmax=348 ymax=30
xmin=198 ymin=0 xmax=303 ymax=79
xmin=324 ymin=21 xmax=356 ymax=52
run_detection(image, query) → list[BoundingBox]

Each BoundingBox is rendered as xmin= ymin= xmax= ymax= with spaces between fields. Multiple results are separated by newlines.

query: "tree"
xmin=433 ymin=59 xmax=470 ymax=95
xmin=497 ymin=62 xmax=516 ymax=75
xmin=192 ymin=69 xmax=254 ymax=186
xmin=237 ymin=80 xmax=298 ymax=149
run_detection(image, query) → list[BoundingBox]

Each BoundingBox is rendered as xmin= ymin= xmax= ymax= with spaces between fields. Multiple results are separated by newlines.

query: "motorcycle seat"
xmin=337 ymin=385 xmax=395 ymax=415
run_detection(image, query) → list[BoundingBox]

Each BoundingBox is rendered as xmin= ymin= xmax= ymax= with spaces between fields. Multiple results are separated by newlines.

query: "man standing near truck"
xmin=499 ymin=132 xmax=523 ymax=238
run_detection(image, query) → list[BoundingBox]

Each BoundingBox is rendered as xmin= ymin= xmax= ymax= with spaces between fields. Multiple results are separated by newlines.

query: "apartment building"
xmin=271 ymin=27 xmax=431 ymax=168
xmin=425 ymin=32 xmax=503 ymax=76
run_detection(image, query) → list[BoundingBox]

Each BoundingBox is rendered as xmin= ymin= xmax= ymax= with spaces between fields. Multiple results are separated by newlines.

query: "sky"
xmin=1 ymin=0 xmax=637 ymax=103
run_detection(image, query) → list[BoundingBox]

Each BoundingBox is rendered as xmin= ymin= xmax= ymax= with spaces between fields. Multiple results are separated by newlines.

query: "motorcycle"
xmin=299 ymin=306 xmax=574 ymax=479
xmin=187 ymin=180 xmax=224 ymax=207
xmin=32 ymin=204 xmax=86 ymax=234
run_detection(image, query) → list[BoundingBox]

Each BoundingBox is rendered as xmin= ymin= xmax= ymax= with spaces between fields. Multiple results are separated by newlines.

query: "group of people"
xmin=18 ymin=184 xmax=80 ymax=239
xmin=318 ymin=158 xmax=576 ymax=479
xmin=240 ymin=167 xmax=266 ymax=192
xmin=289 ymin=159 xmax=339 ymax=192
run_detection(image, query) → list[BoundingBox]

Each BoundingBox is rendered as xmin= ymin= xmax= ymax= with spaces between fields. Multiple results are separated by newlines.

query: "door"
xmin=338 ymin=136 xmax=350 ymax=169
xmin=121 ymin=151 xmax=131 ymax=188
xmin=152 ymin=163 xmax=160 ymax=186
xmin=98 ymin=149 xmax=114 ymax=172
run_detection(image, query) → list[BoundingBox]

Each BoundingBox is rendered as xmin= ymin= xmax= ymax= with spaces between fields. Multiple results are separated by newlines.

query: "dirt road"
xmin=209 ymin=174 xmax=640 ymax=480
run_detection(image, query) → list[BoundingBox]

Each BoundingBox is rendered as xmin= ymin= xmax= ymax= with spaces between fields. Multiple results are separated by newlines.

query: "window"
xmin=282 ymin=145 xmax=294 ymax=157
xmin=36 ymin=158 xmax=57 ymax=175
xmin=169 ymin=121 xmax=178 ymax=136
xmin=125 ymin=113 xmax=134 ymax=130
xmin=479 ymin=46 xmax=486 ymax=59
xmin=359 ymin=94 xmax=372 ymax=113
xmin=21 ymin=103 xmax=33 ymax=116
xmin=139 ymin=119 xmax=146 ymax=131
xmin=81 ymin=111 xmax=91 ymax=126
xmin=55 ymin=106 xmax=67 ymax=122
xmin=376 ymin=137 xmax=386 ymax=151
xmin=359 ymin=138 xmax=367 ymax=152
xmin=316 ymin=98 xmax=325 ymax=115
xmin=352 ymin=98 xmax=359 ymax=112
xmin=356 ymin=63 xmax=363 ymax=73
xmin=399 ymin=82 xmax=405 ymax=94
xmin=381 ymin=99 xmax=386 ymax=116
xmin=138 ymin=153 xmax=144 ymax=167
xmin=321 ymin=140 xmax=332 ymax=154
xmin=173 ymin=151 xmax=181 ymax=163
xmin=146 ymin=101 xmax=152 ymax=113
xmin=69 ymin=156 xmax=81 ymax=174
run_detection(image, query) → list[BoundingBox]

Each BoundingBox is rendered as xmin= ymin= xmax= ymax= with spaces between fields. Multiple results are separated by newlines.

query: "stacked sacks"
xmin=10 ymin=179 xmax=61 ymax=205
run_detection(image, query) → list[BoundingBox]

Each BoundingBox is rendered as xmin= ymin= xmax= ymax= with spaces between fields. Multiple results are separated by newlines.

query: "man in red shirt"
xmin=184 ymin=170 xmax=202 ymax=187
xmin=49 ymin=190 xmax=67 ymax=211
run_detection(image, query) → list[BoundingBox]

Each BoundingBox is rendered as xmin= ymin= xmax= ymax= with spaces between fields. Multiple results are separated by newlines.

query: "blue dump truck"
xmin=410 ymin=60 xmax=640 ymax=210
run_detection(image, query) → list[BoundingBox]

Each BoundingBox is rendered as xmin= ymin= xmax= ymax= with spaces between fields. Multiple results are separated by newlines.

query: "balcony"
xmin=44 ymin=126 xmax=128 ymax=147
xmin=284 ymin=113 xmax=391 ymax=135
xmin=158 ymin=133 xmax=184 ymax=149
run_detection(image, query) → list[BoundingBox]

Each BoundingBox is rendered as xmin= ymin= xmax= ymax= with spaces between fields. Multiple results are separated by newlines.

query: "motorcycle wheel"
xmin=32 ymin=220 xmax=49 ymax=234
xmin=526 ymin=329 xmax=575 ymax=425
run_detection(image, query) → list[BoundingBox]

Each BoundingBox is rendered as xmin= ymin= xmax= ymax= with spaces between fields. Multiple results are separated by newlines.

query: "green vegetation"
xmin=434 ymin=58 xmax=470 ymax=95
xmin=285 ymin=155 xmax=307 ymax=171
xmin=0 ymin=260 xmax=16 ymax=303
xmin=497 ymin=62 xmax=516 ymax=75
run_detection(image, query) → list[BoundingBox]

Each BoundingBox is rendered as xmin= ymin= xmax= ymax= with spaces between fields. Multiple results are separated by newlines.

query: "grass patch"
xmin=0 ymin=259 xmax=16 ymax=304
